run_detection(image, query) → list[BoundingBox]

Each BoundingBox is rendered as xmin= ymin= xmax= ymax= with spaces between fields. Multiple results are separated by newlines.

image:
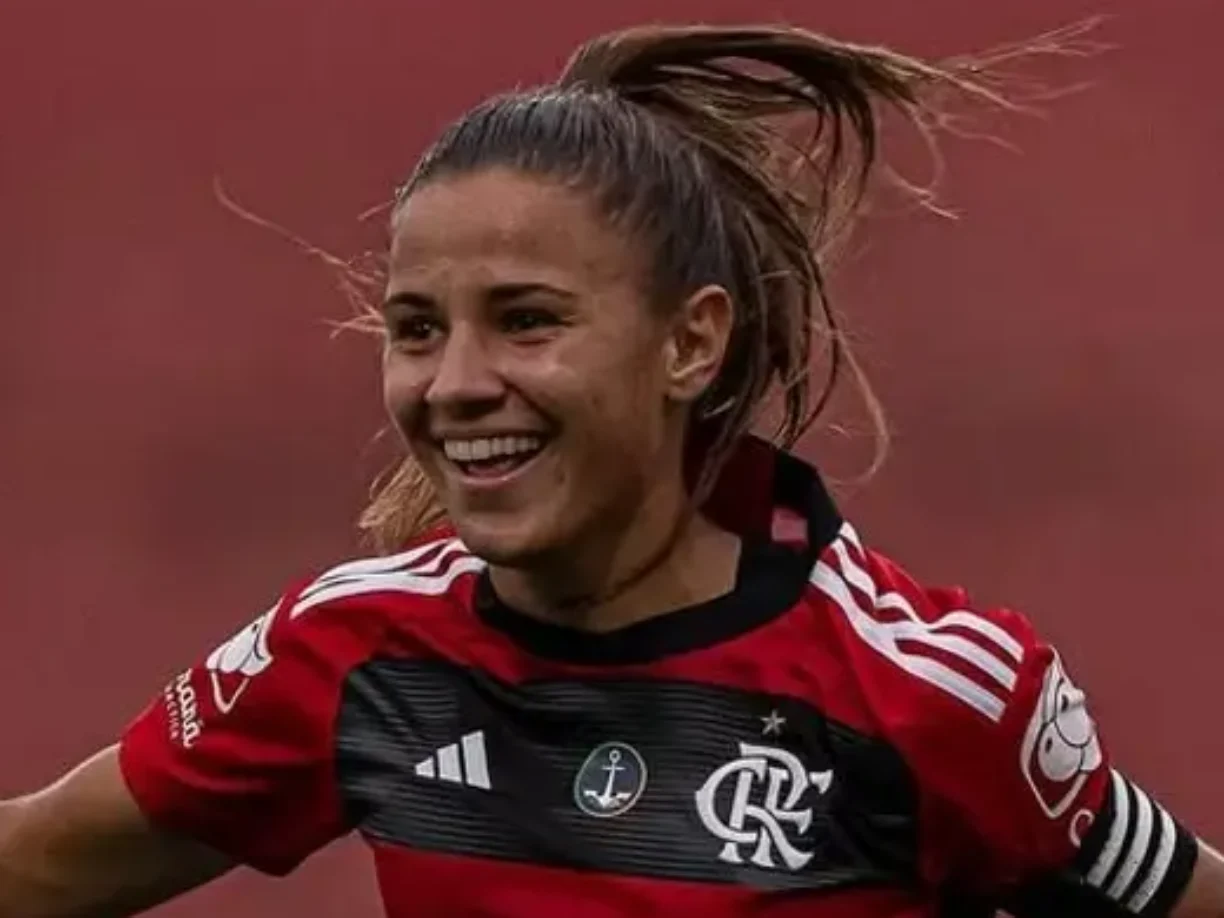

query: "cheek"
xmin=381 ymin=352 xmax=431 ymax=427
xmin=543 ymin=359 xmax=666 ymax=449
xmin=562 ymin=352 xmax=672 ymax=474
xmin=578 ymin=333 xmax=668 ymax=422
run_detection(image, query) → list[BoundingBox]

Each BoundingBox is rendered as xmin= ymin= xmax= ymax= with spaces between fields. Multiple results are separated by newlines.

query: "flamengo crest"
xmin=694 ymin=742 xmax=834 ymax=872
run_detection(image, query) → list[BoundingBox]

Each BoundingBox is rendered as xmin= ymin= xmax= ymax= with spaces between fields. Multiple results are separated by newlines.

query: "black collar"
xmin=473 ymin=442 xmax=841 ymax=665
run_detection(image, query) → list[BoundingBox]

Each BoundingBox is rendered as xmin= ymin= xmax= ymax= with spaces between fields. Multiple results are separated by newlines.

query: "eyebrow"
xmin=380 ymin=282 xmax=576 ymax=312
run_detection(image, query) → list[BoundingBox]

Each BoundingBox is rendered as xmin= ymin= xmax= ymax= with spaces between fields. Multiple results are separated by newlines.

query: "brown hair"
xmin=353 ymin=21 xmax=1101 ymax=553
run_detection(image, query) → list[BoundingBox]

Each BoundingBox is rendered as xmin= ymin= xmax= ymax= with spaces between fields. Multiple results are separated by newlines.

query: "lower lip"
xmin=444 ymin=445 xmax=548 ymax=491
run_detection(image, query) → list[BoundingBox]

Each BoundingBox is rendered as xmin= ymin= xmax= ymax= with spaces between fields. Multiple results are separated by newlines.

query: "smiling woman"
xmin=3 ymin=19 xmax=1222 ymax=918
xmin=379 ymin=167 xmax=743 ymax=615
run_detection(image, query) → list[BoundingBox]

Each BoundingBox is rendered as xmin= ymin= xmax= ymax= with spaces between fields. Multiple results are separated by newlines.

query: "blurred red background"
xmin=1 ymin=0 xmax=1221 ymax=915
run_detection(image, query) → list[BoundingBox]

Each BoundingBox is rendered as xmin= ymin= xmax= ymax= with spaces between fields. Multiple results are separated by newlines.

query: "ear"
xmin=662 ymin=284 xmax=734 ymax=406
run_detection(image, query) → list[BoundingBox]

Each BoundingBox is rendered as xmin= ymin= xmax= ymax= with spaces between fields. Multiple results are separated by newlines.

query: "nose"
xmin=425 ymin=323 xmax=505 ymax=414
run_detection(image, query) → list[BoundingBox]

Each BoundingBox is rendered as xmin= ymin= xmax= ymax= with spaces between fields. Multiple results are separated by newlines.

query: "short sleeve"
xmin=118 ymin=582 xmax=376 ymax=875
xmin=927 ymin=628 xmax=1198 ymax=918
xmin=904 ymin=609 xmax=1116 ymax=884
xmin=888 ymin=581 xmax=1197 ymax=915
xmin=814 ymin=534 xmax=1197 ymax=916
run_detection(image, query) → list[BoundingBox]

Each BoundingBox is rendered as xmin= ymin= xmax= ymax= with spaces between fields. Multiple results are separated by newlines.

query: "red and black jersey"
xmin=119 ymin=442 xmax=1196 ymax=917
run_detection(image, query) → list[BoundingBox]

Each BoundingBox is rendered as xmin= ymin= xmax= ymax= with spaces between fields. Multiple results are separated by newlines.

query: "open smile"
xmin=438 ymin=434 xmax=552 ymax=488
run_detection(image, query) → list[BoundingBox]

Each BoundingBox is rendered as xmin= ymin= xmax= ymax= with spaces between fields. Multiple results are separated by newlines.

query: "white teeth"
xmin=442 ymin=436 xmax=544 ymax=464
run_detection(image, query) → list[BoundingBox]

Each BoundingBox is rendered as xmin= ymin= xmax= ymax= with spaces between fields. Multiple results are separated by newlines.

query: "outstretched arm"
xmin=1170 ymin=842 xmax=1224 ymax=918
xmin=0 ymin=746 xmax=231 ymax=918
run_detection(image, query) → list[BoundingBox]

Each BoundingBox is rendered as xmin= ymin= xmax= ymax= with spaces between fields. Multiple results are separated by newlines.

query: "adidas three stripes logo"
xmin=413 ymin=730 xmax=492 ymax=790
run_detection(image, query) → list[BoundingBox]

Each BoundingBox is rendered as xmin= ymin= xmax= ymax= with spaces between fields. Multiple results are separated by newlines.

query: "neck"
xmin=488 ymin=506 xmax=742 ymax=634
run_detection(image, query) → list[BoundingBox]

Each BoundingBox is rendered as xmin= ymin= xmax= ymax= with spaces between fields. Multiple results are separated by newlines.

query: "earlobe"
xmin=665 ymin=284 xmax=734 ymax=404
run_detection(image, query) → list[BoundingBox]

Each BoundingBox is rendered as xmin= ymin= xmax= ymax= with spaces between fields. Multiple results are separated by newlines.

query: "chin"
xmin=449 ymin=513 xmax=560 ymax=568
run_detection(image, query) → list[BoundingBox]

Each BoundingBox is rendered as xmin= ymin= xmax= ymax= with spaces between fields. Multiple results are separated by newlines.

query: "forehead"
xmin=388 ymin=168 xmax=641 ymax=290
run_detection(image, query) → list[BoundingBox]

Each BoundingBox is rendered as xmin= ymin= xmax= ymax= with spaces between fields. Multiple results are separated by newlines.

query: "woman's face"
xmin=381 ymin=167 xmax=729 ymax=566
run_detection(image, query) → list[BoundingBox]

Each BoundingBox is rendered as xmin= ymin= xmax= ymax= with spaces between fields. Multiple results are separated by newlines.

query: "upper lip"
xmin=430 ymin=430 xmax=551 ymax=441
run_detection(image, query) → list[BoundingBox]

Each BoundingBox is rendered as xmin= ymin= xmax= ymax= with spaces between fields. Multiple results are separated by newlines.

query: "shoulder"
xmin=805 ymin=522 xmax=1104 ymax=821
xmin=807 ymin=521 xmax=1038 ymax=726
xmin=202 ymin=530 xmax=486 ymax=702
xmin=286 ymin=529 xmax=486 ymax=622
xmin=805 ymin=523 xmax=1113 ymax=869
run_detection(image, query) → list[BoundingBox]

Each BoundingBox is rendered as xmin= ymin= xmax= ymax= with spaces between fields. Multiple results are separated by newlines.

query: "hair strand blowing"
xmin=360 ymin=20 xmax=1105 ymax=551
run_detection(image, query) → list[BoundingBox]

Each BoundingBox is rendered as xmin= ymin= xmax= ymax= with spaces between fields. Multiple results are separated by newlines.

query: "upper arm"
xmin=918 ymin=629 xmax=1197 ymax=915
xmin=813 ymin=537 xmax=1202 ymax=916
xmin=904 ymin=605 xmax=1199 ymax=916
xmin=117 ymin=588 xmax=370 ymax=875
xmin=0 ymin=745 xmax=231 ymax=918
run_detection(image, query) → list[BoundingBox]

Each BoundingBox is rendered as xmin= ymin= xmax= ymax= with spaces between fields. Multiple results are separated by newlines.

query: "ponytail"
xmin=361 ymin=19 xmax=1102 ymax=552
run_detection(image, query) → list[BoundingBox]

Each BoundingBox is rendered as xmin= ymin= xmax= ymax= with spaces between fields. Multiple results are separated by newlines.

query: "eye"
xmin=500 ymin=306 xmax=561 ymax=337
xmin=386 ymin=313 xmax=443 ymax=346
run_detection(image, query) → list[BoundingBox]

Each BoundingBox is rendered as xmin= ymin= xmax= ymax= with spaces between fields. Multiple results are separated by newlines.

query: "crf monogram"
xmin=694 ymin=742 xmax=834 ymax=871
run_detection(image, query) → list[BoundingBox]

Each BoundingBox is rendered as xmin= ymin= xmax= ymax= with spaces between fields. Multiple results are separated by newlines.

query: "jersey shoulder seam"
xmin=288 ymin=535 xmax=485 ymax=620
xmin=808 ymin=522 xmax=1027 ymax=723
